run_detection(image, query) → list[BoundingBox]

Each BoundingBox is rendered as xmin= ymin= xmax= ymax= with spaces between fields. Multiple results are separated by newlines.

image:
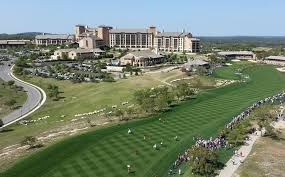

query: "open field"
xmin=0 ymin=74 xmax=160 ymax=148
xmin=0 ymin=69 xmax=190 ymax=152
xmin=234 ymin=121 xmax=285 ymax=177
xmin=2 ymin=63 xmax=285 ymax=177
xmin=0 ymin=79 xmax=27 ymax=119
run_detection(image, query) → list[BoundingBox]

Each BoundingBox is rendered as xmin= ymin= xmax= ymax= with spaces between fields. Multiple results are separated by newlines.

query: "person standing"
xmin=178 ymin=169 xmax=182 ymax=175
xmin=127 ymin=164 xmax=131 ymax=173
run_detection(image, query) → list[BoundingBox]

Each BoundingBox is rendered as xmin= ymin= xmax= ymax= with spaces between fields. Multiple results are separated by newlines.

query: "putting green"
xmin=2 ymin=64 xmax=285 ymax=177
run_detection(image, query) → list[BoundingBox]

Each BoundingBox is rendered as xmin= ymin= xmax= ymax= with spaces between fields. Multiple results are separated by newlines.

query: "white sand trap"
xmin=225 ymin=63 xmax=232 ymax=66
xmin=277 ymin=68 xmax=285 ymax=72
xmin=232 ymin=59 xmax=241 ymax=62
xmin=248 ymin=60 xmax=257 ymax=63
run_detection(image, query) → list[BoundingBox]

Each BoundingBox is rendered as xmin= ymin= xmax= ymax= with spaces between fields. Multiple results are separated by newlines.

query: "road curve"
xmin=0 ymin=61 xmax=46 ymax=127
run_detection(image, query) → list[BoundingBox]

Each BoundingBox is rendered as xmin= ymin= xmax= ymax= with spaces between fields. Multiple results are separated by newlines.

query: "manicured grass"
xmin=0 ymin=79 xmax=27 ymax=119
xmin=2 ymin=64 xmax=285 ymax=177
xmin=213 ymin=61 xmax=255 ymax=80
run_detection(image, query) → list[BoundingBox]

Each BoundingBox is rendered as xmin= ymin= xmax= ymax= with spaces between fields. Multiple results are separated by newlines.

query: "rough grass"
xmin=1 ymin=64 xmax=285 ymax=177
xmin=0 ymin=75 xmax=159 ymax=149
xmin=0 ymin=79 xmax=27 ymax=119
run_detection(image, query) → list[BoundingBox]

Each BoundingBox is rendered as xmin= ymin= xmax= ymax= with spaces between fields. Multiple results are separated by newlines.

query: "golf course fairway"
xmin=1 ymin=63 xmax=285 ymax=177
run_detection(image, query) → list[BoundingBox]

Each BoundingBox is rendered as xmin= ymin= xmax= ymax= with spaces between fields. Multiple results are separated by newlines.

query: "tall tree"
xmin=0 ymin=119 xmax=4 ymax=127
xmin=5 ymin=99 xmax=17 ymax=109
xmin=47 ymin=84 xmax=60 ymax=100
xmin=188 ymin=146 xmax=221 ymax=177
xmin=175 ymin=83 xmax=194 ymax=100
xmin=7 ymin=80 xmax=15 ymax=88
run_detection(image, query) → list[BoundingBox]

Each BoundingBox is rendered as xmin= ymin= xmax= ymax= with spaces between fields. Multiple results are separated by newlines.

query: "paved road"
xmin=0 ymin=60 xmax=43 ymax=125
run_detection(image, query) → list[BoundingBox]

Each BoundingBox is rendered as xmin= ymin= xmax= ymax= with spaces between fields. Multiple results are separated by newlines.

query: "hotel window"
xmin=115 ymin=35 xmax=120 ymax=45
xmin=141 ymin=34 xmax=147 ymax=45
xmin=131 ymin=34 xmax=136 ymax=45
xmin=137 ymin=35 xmax=141 ymax=46
xmin=121 ymin=34 xmax=125 ymax=45
xmin=158 ymin=39 xmax=162 ymax=48
xmin=126 ymin=34 xmax=131 ymax=45
xmin=173 ymin=39 xmax=178 ymax=49
xmin=165 ymin=39 xmax=170 ymax=48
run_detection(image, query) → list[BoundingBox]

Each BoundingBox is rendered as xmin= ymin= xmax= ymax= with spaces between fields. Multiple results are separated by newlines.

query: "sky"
xmin=0 ymin=0 xmax=284 ymax=36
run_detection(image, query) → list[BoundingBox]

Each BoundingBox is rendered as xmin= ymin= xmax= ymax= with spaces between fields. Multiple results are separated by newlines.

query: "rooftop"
xmin=35 ymin=34 xmax=75 ymax=40
xmin=110 ymin=28 xmax=149 ymax=33
xmin=218 ymin=51 xmax=254 ymax=56
xmin=0 ymin=40 xmax=30 ymax=45
xmin=266 ymin=56 xmax=285 ymax=61
xmin=124 ymin=50 xmax=163 ymax=59
xmin=156 ymin=32 xmax=192 ymax=37
xmin=56 ymin=48 xmax=104 ymax=53
xmin=184 ymin=59 xmax=209 ymax=67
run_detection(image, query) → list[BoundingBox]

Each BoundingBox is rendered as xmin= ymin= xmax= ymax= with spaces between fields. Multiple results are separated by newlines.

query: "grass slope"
xmin=2 ymin=64 xmax=285 ymax=177
xmin=0 ymin=79 xmax=27 ymax=119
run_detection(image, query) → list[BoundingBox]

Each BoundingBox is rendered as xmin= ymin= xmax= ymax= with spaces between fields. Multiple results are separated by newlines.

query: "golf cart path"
xmin=217 ymin=119 xmax=285 ymax=177
xmin=0 ymin=61 xmax=46 ymax=128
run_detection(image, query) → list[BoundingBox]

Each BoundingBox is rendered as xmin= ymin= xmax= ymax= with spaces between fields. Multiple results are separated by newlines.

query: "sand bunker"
xmin=277 ymin=68 xmax=285 ymax=72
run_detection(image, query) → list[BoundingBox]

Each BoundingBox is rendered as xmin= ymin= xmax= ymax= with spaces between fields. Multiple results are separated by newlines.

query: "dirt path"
xmin=217 ymin=119 xmax=285 ymax=177
xmin=217 ymin=131 xmax=261 ymax=177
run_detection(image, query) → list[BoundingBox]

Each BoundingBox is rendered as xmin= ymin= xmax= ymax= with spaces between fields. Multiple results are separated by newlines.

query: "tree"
xmin=188 ymin=146 xmax=221 ymax=177
xmin=134 ymin=89 xmax=155 ymax=113
xmin=21 ymin=136 xmax=42 ymax=149
xmin=47 ymin=84 xmax=60 ymax=100
xmin=196 ymin=66 xmax=208 ymax=76
xmin=0 ymin=119 xmax=4 ymax=127
xmin=263 ymin=121 xmax=279 ymax=139
xmin=209 ymin=54 xmax=223 ymax=65
xmin=153 ymin=87 xmax=174 ymax=111
xmin=62 ymin=53 xmax=68 ymax=60
xmin=125 ymin=106 xmax=136 ymax=119
xmin=134 ymin=87 xmax=174 ymax=113
xmin=5 ymin=99 xmax=17 ymax=109
xmin=114 ymin=109 xmax=125 ymax=121
xmin=223 ymin=119 xmax=251 ymax=146
xmin=7 ymin=80 xmax=15 ymax=88
xmin=175 ymin=82 xmax=194 ymax=100
xmin=86 ymin=118 xmax=96 ymax=127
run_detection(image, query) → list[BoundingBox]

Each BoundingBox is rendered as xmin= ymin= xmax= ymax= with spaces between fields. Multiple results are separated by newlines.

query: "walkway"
xmin=217 ymin=119 xmax=285 ymax=177
xmin=0 ymin=60 xmax=46 ymax=127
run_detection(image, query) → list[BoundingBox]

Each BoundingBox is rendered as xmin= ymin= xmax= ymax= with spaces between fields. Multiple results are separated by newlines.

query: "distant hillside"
xmin=199 ymin=36 xmax=285 ymax=47
xmin=0 ymin=32 xmax=44 ymax=40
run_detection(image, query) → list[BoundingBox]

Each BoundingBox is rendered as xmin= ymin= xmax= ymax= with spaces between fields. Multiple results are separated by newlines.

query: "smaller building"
xmin=0 ymin=40 xmax=31 ymax=48
xmin=35 ymin=34 xmax=75 ymax=46
xmin=52 ymin=48 xmax=105 ymax=60
xmin=106 ymin=66 xmax=124 ymax=72
xmin=120 ymin=50 xmax=164 ymax=67
xmin=263 ymin=56 xmax=285 ymax=66
xmin=218 ymin=51 xmax=256 ymax=60
xmin=183 ymin=59 xmax=209 ymax=72
xmin=79 ymin=35 xmax=104 ymax=49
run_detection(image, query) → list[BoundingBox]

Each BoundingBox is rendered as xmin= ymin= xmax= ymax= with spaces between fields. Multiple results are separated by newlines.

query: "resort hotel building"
xmin=109 ymin=26 xmax=200 ymax=53
xmin=109 ymin=27 xmax=156 ymax=49
xmin=154 ymin=32 xmax=200 ymax=53
xmin=35 ymin=25 xmax=201 ymax=53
